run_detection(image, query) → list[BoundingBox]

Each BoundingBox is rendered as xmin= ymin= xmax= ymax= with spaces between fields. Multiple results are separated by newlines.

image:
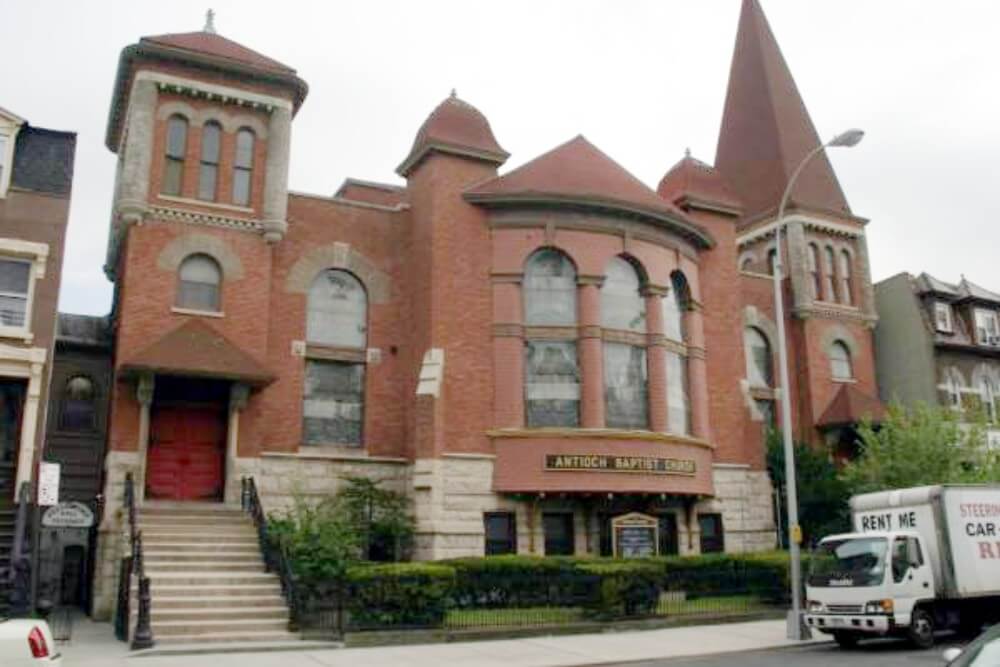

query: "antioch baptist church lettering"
xmin=545 ymin=454 xmax=696 ymax=475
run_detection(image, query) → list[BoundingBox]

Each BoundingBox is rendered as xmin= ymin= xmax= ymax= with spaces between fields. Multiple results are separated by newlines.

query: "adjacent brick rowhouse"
xmin=92 ymin=0 xmax=881 ymax=618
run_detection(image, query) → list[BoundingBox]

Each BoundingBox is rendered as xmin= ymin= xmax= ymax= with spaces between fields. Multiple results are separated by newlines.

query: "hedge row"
xmin=336 ymin=552 xmax=794 ymax=627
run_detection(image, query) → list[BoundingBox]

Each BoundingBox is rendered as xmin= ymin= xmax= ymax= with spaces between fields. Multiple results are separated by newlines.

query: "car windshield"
xmin=808 ymin=537 xmax=887 ymax=587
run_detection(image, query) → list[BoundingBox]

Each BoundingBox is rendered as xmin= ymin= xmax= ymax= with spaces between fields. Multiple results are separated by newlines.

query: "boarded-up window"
xmin=307 ymin=270 xmax=367 ymax=348
xmin=699 ymin=513 xmax=724 ymax=554
xmin=523 ymin=249 xmax=576 ymax=326
xmin=0 ymin=259 xmax=31 ymax=328
xmin=303 ymin=360 xmax=364 ymax=446
xmin=176 ymin=254 xmax=222 ymax=312
xmin=163 ymin=115 xmax=188 ymax=196
xmin=232 ymin=129 xmax=255 ymax=206
xmin=525 ymin=341 xmax=579 ymax=427
xmin=666 ymin=351 xmax=689 ymax=435
xmin=61 ymin=376 xmax=96 ymax=431
xmin=198 ymin=122 xmax=221 ymax=201
xmin=745 ymin=327 xmax=772 ymax=387
xmin=829 ymin=341 xmax=853 ymax=381
xmin=604 ymin=342 xmax=648 ymax=429
xmin=543 ymin=513 xmax=575 ymax=556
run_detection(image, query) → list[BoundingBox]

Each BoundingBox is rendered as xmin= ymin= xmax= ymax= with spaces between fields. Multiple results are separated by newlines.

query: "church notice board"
xmin=612 ymin=512 xmax=659 ymax=558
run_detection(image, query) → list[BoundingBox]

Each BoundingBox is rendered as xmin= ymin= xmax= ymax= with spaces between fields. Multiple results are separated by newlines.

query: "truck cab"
xmin=806 ymin=530 xmax=936 ymax=648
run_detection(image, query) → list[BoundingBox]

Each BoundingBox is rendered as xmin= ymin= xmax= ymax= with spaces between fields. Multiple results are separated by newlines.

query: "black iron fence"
xmin=292 ymin=559 xmax=787 ymax=638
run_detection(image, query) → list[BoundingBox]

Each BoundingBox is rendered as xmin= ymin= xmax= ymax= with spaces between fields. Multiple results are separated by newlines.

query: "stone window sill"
xmin=158 ymin=194 xmax=254 ymax=215
xmin=0 ymin=326 xmax=33 ymax=343
xmin=171 ymin=307 xmax=224 ymax=318
xmin=263 ymin=449 xmax=407 ymax=464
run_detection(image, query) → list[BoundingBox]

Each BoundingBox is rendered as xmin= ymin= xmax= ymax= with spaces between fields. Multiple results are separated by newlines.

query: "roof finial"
xmin=684 ymin=147 xmax=691 ymax=158
xmin=450 ymin=88 xmax=457 ymax=99
xmin=204 ymin=8 xmax=216 ymax=33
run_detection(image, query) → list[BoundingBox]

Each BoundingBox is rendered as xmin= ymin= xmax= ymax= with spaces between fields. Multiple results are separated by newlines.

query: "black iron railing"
xmin=7 ymin=481 xmax=32 ymax=617
xmin=115 ymin=473 xmax=154 ymax=649
xmin=241 ymin=476 xmax=300 ymax=631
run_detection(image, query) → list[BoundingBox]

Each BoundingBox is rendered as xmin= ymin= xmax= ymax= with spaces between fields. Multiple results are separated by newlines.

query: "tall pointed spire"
xmin=714 ymin=0 xmax=851 ymax=219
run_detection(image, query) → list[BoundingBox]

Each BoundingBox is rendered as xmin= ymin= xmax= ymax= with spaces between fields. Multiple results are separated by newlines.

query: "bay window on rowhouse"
xmin=523 ymin=249 xmax=579 ymax=427
xmin=601 ymin=256 xmax=648 ymax=429
xmin=303 ymin=269 xmax=368 ymax=446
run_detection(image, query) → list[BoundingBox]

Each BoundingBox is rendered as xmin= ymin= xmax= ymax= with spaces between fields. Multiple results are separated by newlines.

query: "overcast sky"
xmin=3 ymin=1 xmax=998 ymax=315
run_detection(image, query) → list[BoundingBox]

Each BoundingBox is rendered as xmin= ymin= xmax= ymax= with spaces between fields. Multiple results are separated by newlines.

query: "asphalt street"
xmin=605 ymin=636 xmax=970 ymax=667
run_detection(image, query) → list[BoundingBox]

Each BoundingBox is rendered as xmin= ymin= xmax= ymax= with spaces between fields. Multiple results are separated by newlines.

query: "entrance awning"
xmin=119 ymin=319 xmax=275 ymax=386
xmin=816 ymin=384 xmax=886 ymax=429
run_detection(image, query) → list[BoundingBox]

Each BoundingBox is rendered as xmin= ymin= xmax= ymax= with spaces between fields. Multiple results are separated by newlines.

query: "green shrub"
xmin=445 ymin=555 xmax=592 ymax=609
xmin=267 ymin=495 xmax=361 ymax=582
xmin=577 ymin=560 xmax=661 ymax=618
xmin=346 ymin=563 xmax=456 ymax=628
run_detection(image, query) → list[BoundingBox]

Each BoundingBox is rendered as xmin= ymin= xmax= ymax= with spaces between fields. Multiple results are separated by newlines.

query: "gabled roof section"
xmin=914 ymin=272 xmax=959 ymax=297
xmin=816 ymin=384 xmax=886 ymax=428
xmin=657 ymin=152 xmax=742 ymax=216
xmin=397 ymin=93 xmax=508 ymax=177
xmin=957 ymin=278 xmax=1000 ymax=305
xmin=465 ymin=136 xmax=714 ymax=249
xmin=141 ymin=31 xmax=296 ymax=74
xmin=106 ymin=27 xmax=307 ymax=151
xmin=119 ymin=319 xmax=274 ymax=386
xmin=714 ymin=0 xmax=851 ymax=219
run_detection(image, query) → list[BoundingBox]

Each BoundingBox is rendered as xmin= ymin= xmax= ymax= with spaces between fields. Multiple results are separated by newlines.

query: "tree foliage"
xmin=766 ymin=429 xmax=850 ymax=547
xmin=840 ymin=401 xmax=1000 ymax=495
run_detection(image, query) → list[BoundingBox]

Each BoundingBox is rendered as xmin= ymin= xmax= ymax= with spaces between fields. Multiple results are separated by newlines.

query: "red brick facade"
xmin=92 ymin=0 xmax=880 ymax=587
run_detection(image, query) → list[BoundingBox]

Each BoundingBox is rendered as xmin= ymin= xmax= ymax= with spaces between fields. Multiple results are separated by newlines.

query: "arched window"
xmin=198 ymin=121 xmax=222 ymax=201
xmin=233 ymin=128 xmax=255 ymax=206
xmin=829 ymin=341 xmax=853 ymax=381
xmin=602 ymin=257 xmax=648 ymax=429
xmin=939 ymin=367 xmax=964 ymax=410
xmin=745 ymin=327 xmax=773 ymax=388
xmin=807 ymin=244 xmax=821 ymax=299
xmin=767 ymin=248 xmax=778 ymax=276
xmin=523 ymin=249 xmax=576 ymax=326
xmin=739 ymin=256 xmax=753 ymax=272
xmin=664 ymin=272 xmax=690 ymax=435
xmin=523 ymin=249 xmax=579 ymax=427
xmin=307 ymin=269 xmax=367 ymax=348
xmin=176 ymin=254 xmax=222 ymax=312
xmin=60 ymin=376 xmax=96 ymax=431
xmin=824 ymin=246 xmax=838 ymax=302
xmin=839 ymin=250 xmax=853 ymax=305
xmin=976 ymin=371 xmax=997 ymax=421
xmin=162 ymin=115 xmax=188 ymax=196
xmin=601 ymin=257 xmax=646 ymax=332
xmin=304 ymin=269 xmax=368 ymax=447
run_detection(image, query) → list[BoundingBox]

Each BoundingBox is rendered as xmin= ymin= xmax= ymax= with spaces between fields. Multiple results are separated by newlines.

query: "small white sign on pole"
xmin=37 ymin=462 xmax=60 ymax=506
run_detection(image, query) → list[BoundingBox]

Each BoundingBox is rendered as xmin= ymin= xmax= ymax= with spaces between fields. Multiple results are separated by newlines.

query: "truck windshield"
xmin=808 ymin=537 xmax=887 ymax=588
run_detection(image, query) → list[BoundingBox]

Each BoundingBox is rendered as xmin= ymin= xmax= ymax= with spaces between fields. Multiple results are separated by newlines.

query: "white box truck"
xmin=805 ymin=484 xmax=1000 ymax=649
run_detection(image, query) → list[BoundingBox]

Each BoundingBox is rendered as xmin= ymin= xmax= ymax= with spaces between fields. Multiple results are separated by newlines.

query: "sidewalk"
xmin=59 ymin=617 xmax=829 ymax=666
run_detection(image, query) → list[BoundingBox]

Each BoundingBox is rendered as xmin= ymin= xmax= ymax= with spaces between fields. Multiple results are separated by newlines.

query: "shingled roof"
xmin=465 ymin=136 xmax=714 ymax=248
xmin=657 ymin=153 xmax=742 ymax=215
xmin=397 ymin=93 xmax=508 ymax=176
xmin=141 ymin=30 xmax=296 ymax=73
xmin=816 ymin=384 xmax=886 ymax=428
xmin=119 ymin=319 xmax=274 ymax=386
xmin=714 ymin=0 xmax=851 ymax=219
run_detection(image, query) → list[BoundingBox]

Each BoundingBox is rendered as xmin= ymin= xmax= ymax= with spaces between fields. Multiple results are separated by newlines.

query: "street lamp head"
xmin=829 ymin=128 xmax=865 ymax=148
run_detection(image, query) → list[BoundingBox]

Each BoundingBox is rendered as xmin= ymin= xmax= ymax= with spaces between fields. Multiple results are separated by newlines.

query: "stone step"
xmin=150 ymin=630 xmax=301 ymax=646
xmin=142 ymin=543 xmax=261 ymax=555
xmin=143 ymin=606 xmax=289 ymax=623
xmin=142 ymin=534 xmax=259 ymax=547
xmin=151 ymin=595 xmax=287 ymax=610
xmin=140 ymin=514 xmax=252 ymax=526
xmin=144 ymin=551 xmax=263 ymax=563
xmin=139 ymin=523 xmax=256 ymax=534
xmin=143 ymin=561 xmax=265 ymax=574
xmin=151 ymin=618 xmax=289 ymax=637
xmin=141 ymin=502 xmax=243 ymax=514
xmin=143 ymin=572 xmax=281 ymax=587
xmin=137 ymin=584 xmax=283 ymax=598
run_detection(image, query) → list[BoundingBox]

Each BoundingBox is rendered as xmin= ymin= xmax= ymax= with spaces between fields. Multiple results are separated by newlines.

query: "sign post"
xmin=612 ymin=512 xmax=659 ymax=558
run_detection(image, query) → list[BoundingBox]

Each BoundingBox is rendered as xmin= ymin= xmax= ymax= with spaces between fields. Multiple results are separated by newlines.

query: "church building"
xmin=91 ymin=0 xmax=883 ymax=626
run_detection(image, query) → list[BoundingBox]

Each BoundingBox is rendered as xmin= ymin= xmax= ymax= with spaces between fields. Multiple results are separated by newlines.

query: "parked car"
xmin=943 ymin=624 xmax=1000 ymax=666
xmin=0 ymin=618 xmax=60 ymax=665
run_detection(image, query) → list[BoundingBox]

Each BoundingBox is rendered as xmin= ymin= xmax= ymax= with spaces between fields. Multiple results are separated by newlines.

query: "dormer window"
xmin=934 ymin=302 xmax=953 ymax=333
xmin=975 ymin=309 xmax=999 ymax=346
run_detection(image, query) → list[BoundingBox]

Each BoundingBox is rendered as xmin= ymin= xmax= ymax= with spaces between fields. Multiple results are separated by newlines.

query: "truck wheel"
xmin=908 ymin=608 xmax=935 ymax=649
xmin=833 ymin=631 xmax=859 ymax=649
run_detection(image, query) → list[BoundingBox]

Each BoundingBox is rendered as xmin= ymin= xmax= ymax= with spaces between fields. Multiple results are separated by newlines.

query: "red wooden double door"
xmin=146 ymin=405 xmax=226 ymax=501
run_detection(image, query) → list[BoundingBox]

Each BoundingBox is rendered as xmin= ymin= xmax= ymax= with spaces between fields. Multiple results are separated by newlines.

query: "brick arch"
xmin=156 ymin=101 xmax=197 ymax=123
xmin=156 ymin=232 xmax=245 ymax=280
xmin=743 ymin=305 xmax=778 ymax=348
xmin=285 ymin=242 xmax=391 ymax=303
xmin=522 ymin=245 xmax=580 ymax=275
xmin=820 ymin=324 xmax=861 ymax=359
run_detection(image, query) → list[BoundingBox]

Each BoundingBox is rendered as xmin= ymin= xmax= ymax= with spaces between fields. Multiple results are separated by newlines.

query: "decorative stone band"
xmin=490 ymin=272 xmax=523 ymax=284
xmin=487 ymin=427 xmax=714 ymax=449
xmin=736 ymin=213 xmax=864 ymax=249
xmin=141 ymin=71 xmax=290 ymax=114
xmin=492 ymin=323 xmax=523 ymax=338
xmin=686 ymin=345 xmax=707 ymax=360
xmin=794 ymin=302 xmax=879 ymax=327
xmin=577 ymin=274 xmax=606 ymax=287
xmin=305 ymin=344 xmax=366 ymax=363
xmin=524 ymin=326 xmax=577 ymax=340
xmin=148 ymin=205 xmax=262 ymax=233
xmin=647 ymin=335 xmax=688 ymax=355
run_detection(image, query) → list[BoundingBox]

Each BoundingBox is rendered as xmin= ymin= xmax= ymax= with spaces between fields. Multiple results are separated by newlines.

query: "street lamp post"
xmin=773 ymin=128 xmax=864 ymax=640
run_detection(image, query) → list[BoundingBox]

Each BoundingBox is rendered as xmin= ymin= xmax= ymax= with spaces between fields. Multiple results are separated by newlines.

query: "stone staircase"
xmin=131 ymin=502 xmax=298 ymax=645
xmin=0 ymin=498 xmax=13 ymax=615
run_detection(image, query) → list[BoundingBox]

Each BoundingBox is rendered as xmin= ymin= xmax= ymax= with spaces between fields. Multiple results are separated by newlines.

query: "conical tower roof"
xmin=714 ymin=0 xmax=850 ymax=219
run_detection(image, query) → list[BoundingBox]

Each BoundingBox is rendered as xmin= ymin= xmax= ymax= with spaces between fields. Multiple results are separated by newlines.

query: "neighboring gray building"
xmin=875 ymin=272 xmax=1000 ymax=445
